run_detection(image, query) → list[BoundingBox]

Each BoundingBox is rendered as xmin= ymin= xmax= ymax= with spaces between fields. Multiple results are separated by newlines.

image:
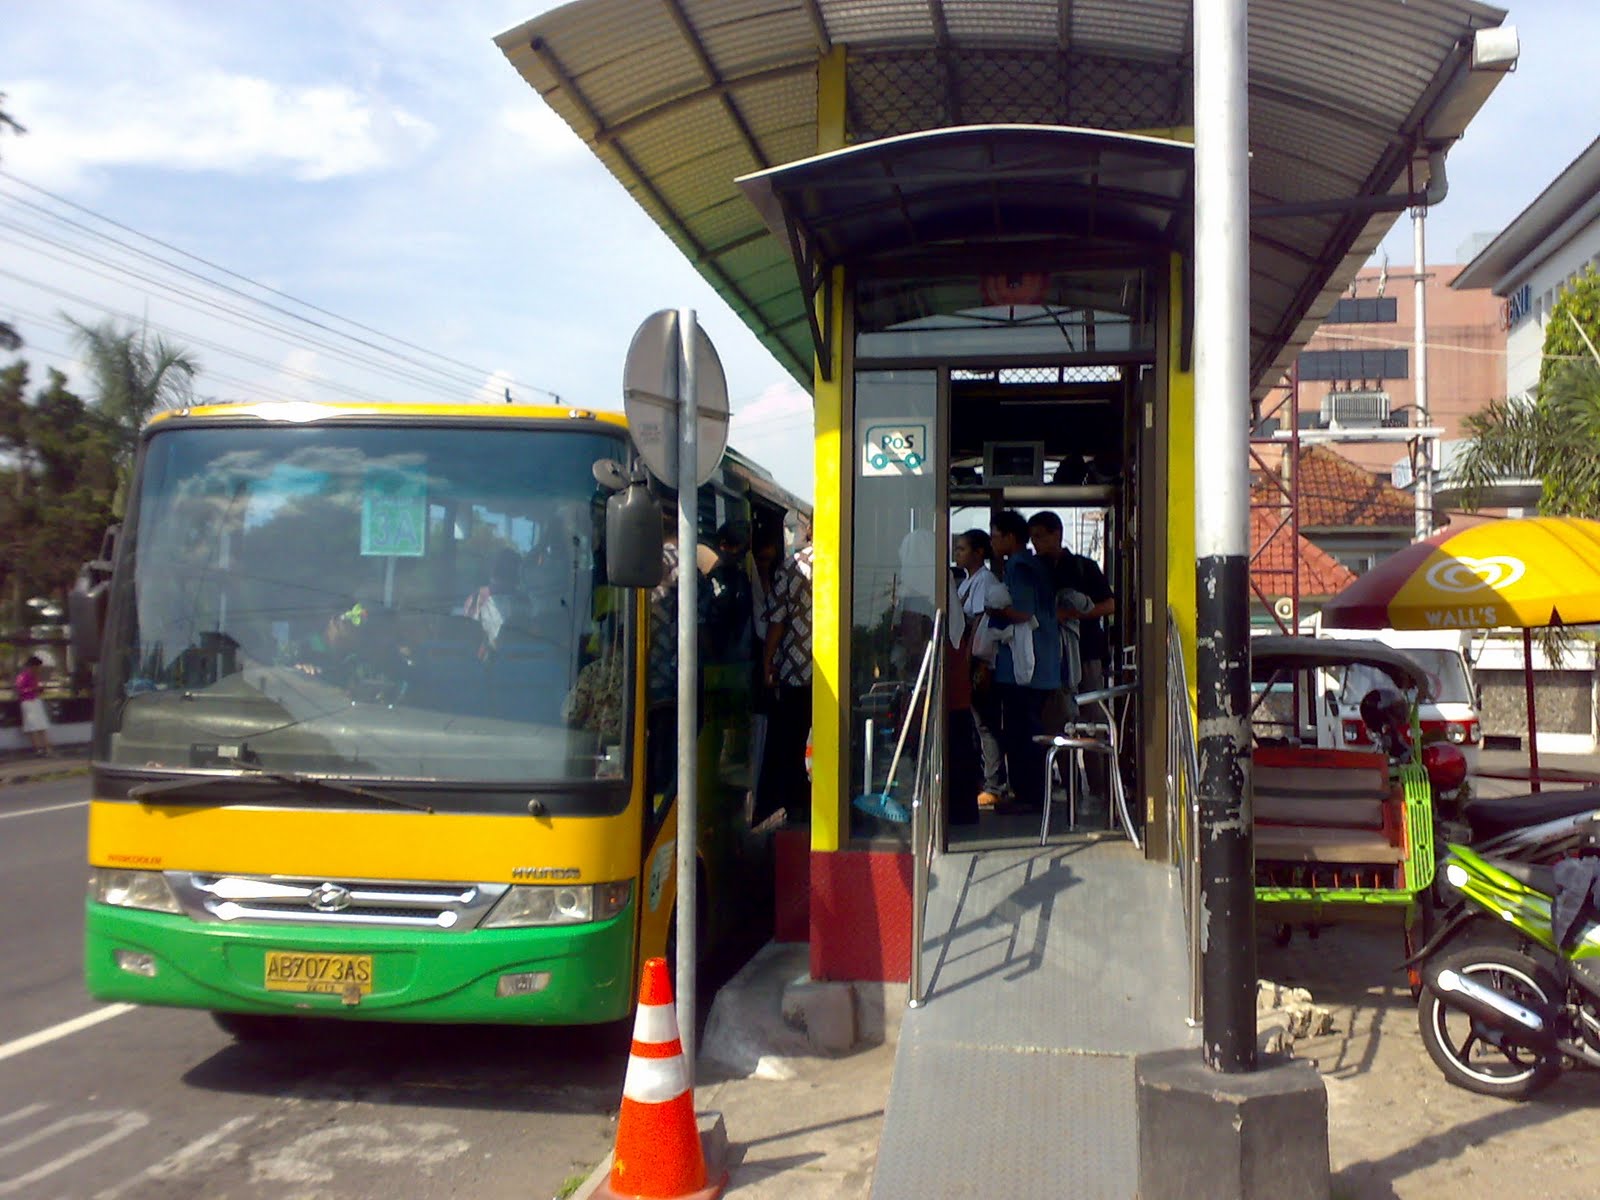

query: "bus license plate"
xmin=264 ymin=951 xmax=374 ymax=995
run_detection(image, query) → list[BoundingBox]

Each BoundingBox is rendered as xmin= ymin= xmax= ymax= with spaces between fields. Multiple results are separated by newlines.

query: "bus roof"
xmin=148 ymin=400 xmax=628 ymax=429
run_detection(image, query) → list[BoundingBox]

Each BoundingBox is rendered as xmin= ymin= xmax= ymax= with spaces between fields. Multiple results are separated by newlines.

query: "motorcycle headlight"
xmin=1434 ymin=860 xmax=1470 ymax=907
xmin=480 ymin=881 xmax=632 ymax=929
xmin=89 ymin=869 xmax=182 ymax=914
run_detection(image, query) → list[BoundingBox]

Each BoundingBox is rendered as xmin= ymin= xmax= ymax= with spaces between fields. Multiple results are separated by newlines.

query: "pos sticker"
xmin=861 ymin=419 xmax=929 ymax=477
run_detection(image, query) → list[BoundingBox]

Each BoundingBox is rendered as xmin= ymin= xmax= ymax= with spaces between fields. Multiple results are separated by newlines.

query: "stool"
xmin=1072 ymin=682 xmax=1142 ymax=851
xmin=1034 ymin=733 xmax=1118 ymax=844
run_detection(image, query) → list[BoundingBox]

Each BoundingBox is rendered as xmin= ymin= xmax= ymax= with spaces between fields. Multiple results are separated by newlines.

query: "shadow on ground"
xmin=1260 ymin=922 xmax=1600 ymax=1199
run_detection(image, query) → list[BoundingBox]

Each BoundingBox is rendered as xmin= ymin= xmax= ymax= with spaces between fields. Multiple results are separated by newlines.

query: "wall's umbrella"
xmin=1320 ymin=516 xmax=1600 ymax=790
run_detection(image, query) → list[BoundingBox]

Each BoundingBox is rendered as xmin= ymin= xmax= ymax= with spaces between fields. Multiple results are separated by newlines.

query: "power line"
xmin=4 ymin=303 xmax=399 ymax=407
xmin=0 ymin=255 xmax=482 ymax=404
xmin=0 ymin=203 xmax=488 ymax=396
xmin=0 ymin=221 xmax=483 ymax=398
xmin=13 ymin=333 xmax=296 ymax=407
xmin=0 ymin=169 xmax=564 ymax=401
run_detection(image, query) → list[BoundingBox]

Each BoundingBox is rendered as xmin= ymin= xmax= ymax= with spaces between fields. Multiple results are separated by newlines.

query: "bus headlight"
xmin=89 ymin=869 xmax=182 ymax=914
xmin=481 ymin=881 xmax=632 ymax=928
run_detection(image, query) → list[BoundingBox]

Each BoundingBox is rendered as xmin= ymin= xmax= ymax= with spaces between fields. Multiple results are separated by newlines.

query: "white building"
xmin=1454 ymin=136 xmax=1600 ymax=400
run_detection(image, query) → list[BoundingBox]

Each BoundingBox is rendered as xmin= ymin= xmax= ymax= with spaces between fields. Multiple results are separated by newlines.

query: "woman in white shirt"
xmin=954 ymin=530 xmax=1006 ymax=807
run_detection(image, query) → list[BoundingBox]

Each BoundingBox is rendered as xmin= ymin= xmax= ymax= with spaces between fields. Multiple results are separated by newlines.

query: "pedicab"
xmin=1249 ymin=635 xmax=1449 ymax=977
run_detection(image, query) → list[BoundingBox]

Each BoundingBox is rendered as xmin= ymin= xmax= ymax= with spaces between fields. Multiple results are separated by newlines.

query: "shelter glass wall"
xmin=842 ymin=259 xmax=1168 ymax=850
xmin=850 ymin=370 xmax=940 ymax=804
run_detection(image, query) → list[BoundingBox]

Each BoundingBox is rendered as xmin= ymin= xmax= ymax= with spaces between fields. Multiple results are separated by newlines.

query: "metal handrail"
xmin=1165 ymin=609 xmax=1203 ymax=1027
xmin=908 ymin=611 xmax=945 ymax=1008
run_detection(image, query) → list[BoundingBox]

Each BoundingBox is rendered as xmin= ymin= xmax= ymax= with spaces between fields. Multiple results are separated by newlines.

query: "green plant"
xmin=1539 ymin=263 xmax=1600 ymax=390
xmin=554 ymin=1167 xmax=595 ymax=1199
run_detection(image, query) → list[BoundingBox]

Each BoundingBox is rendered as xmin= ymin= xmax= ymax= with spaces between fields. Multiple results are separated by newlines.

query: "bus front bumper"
xmin=84 ymin=902 xmax=637 ymax=1025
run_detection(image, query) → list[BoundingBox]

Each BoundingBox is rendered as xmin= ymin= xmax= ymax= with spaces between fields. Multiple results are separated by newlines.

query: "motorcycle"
xmin=1408 ymin=823 xmax=1600 ymax=1099
xmin=1447 ymin=786 xmax=1600 ymax=861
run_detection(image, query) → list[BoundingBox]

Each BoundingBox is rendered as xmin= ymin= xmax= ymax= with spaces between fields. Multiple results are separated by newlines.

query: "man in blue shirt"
xmin=986 ymin=509 xmax=1060 ymax=813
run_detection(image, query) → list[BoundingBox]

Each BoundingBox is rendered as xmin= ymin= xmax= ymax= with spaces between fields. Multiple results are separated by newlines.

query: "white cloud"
xmin=5 ymin=73 xmax=436 ymax=188
xmin=730 ymin=380 xmax=814 ymax=500
xmin=499 ymin=105 xmax=588 ymax=162
xmin=471 ymin=369 xmax=519 ymax=405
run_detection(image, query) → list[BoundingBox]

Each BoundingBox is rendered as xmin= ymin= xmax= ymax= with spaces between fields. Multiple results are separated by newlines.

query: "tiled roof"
xmin=1250 ymin=507 xmax=1359 ymax=600
xmin=1254 ymin=444 xmax=1412 ymax=530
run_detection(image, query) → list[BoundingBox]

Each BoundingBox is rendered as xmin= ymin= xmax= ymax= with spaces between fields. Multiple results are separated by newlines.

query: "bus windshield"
xmin=99 ymin=422 xmax=630 ymax=784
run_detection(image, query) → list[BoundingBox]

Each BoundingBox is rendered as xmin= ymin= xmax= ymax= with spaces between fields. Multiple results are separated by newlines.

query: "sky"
xmin=2 ymin=0 xmax=1597 ymax=505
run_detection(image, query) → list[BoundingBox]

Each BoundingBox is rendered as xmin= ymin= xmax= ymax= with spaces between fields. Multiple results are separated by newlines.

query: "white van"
xmin=1311 ymin=625 xmax=1483 ymax=771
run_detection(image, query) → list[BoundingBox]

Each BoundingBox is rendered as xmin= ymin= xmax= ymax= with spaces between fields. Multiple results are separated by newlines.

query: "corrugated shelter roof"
xmin=1255 ymin=444 xmax=1413 ymax=530
xmin=496 ymin=0 xmax=1512 ymax=396
xmin=1250 ymin=505 xmax=1359 ymax=600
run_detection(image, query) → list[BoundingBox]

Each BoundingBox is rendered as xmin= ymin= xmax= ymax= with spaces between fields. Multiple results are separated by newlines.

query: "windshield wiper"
xmin=128 ymin=768 xmax=433 ymax=813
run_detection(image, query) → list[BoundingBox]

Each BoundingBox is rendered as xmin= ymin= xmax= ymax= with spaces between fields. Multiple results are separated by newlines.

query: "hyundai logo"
xmin=309 ymin=882 xmax=353 ymax=913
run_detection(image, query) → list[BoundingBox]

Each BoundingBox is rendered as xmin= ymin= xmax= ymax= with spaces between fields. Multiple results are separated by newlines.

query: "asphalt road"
xmin=0 ymin=777 xmax=650 ymax=1200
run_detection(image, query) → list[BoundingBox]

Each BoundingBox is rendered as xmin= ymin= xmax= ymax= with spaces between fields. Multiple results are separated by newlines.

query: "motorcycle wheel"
xmin=1416 ymin=945 xmax=1563 ymax=1100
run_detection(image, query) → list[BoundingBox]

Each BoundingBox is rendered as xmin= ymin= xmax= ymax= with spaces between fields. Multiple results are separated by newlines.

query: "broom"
xmin=853 ymin=613 xmax=942 ymax=824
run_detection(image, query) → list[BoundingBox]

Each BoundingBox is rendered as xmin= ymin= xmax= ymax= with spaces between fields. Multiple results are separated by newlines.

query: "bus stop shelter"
xmin=498 ymin=2 xmax=1514 ymax=1194
xmin=497 ymin=0 xmax=1512 ymax=985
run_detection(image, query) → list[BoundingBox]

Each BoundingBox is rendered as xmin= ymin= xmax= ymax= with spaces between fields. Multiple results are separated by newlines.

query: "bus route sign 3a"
xmin=361 ymin=470 xmax=427 ymax=557
xmin=861 ymin=420 xmax=929 ymax=477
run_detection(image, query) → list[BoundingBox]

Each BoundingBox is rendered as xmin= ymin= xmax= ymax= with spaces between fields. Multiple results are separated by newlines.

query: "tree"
xmin=1454 ymin=266 xmax=1600 ymax=519
xmin=66 ymin=318 xmax=198 ymax=464
xmin=1539 ymin=263 xmax=1600 ymax=390
xmin=0 ymin=362 xmax=120 ymax=630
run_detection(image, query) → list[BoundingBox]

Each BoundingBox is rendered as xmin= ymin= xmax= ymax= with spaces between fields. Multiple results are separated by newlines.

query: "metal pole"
xmin=1523 ymin=629 xmax=1542 ymax=794
xmin=1193 ymin=0 xmax=1257 ymax=1073
xmin=1413 ymin=206 xmax=1431 ymax=540
xmin=675 ymin=307 xmax=700 ymax=1082
xmin=907 ymin=612 xmax=943 ymax=1009
xmin=1289 ymin=359 xmax=1301 ymax=636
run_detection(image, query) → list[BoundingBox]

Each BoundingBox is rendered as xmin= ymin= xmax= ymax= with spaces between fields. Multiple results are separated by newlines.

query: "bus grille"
xmin=168 ymin=873 xmax=511 ymax=931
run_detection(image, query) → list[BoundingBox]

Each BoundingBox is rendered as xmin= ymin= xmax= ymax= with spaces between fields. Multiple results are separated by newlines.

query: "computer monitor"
xmin=983 ymin=441 xmax=1045 ymax=486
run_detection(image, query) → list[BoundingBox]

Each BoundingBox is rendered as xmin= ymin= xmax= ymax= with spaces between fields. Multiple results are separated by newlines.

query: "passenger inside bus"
xmin=463 ymin=547 xmax=531 ymax=654
xmin=287 ymin=597 xmax=403 ymax=693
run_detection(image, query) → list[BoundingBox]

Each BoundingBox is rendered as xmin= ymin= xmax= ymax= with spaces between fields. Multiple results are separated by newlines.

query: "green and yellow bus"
xmin=78 ymin=401 xmax=805 ymax=1037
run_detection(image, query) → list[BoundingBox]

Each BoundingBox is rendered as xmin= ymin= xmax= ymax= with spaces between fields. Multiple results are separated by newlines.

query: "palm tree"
xmin=66 ymin=318 xmax=199 ymax=457
xmin=1453 ymin=358 xmax=1600 ymax=520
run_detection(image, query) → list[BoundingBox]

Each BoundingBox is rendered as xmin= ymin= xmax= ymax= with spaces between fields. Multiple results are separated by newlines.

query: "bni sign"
xmin=1502 ymin=283 xmax=1532 ymax=329
xmin=860 ymin=420 xmax=929 ymax=476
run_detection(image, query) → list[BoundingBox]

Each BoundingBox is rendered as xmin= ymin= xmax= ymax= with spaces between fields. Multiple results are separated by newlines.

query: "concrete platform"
xmin=870 ymin=837 xmax=1197 ymax=1199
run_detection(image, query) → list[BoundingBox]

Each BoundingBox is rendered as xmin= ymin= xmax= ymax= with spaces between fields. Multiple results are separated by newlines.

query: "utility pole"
xmin=1193 ymin=0 xmax=1257 ymax=1073
xmin=1413 ymin=203 xmax=1431 ymax=540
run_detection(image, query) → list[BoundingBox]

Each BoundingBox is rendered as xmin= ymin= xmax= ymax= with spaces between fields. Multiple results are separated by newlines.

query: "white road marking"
xmin=0 ymin=1107 xmax=47 ymax=1130
xmin=0 ymin=1005 xmax=134 ymax=1065
xmin=0 ymin=801 xmax=87 ymax=821
xmin=93 ymin=1116 xmax=256 ymax=1200
xmin=250 ymin=1122 xmax=471 ymax=1185
xmin=0 ymin=1109 xmax=148 ymax=1195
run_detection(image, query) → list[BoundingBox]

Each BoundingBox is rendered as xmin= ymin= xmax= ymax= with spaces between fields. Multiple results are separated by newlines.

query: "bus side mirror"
xmin=606 ymin=483 xmax=664 ymax=589
xmin=69 ymin=524 xmax=119 ymax=664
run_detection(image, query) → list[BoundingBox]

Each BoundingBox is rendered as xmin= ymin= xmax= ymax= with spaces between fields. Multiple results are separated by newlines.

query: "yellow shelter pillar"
xmin=810 ymin=47 xmax=849 ymax=853
xmin=1166 ymin=253 xmax=1197 ymax=692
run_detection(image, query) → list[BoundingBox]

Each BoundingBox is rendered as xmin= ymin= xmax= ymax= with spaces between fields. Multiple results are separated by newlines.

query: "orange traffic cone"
xmin=597 ymin=957 xmax=726 ymax=1200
